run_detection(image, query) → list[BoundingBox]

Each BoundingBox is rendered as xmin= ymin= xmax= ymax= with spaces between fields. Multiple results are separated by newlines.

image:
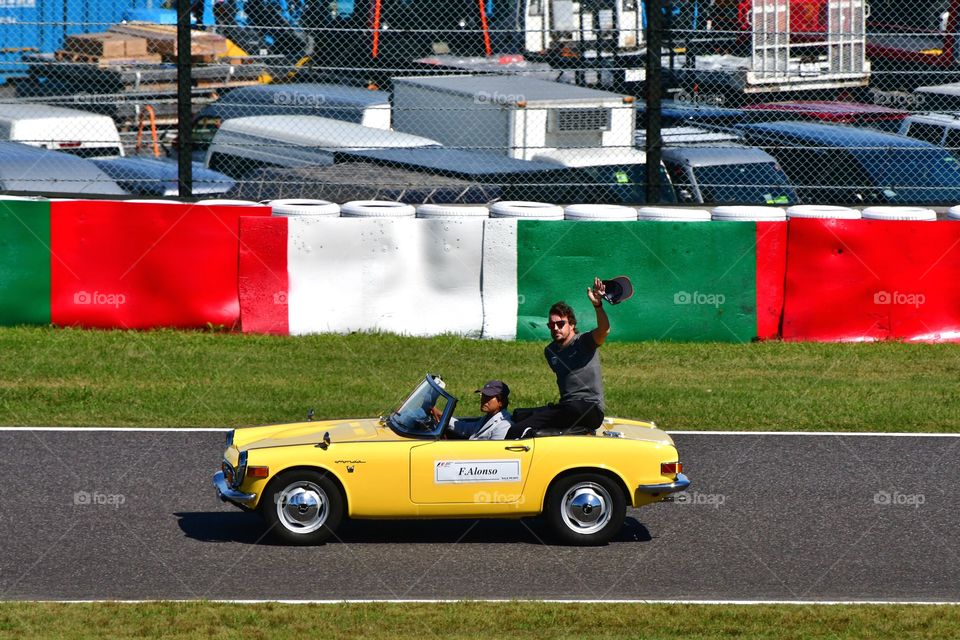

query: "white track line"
xmin=15 ymin=598 xmax=960 ymax=606
xmin=0 ymin=427 xmax=957 ymax=437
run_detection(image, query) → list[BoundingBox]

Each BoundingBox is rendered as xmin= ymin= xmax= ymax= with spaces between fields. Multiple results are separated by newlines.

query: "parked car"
xmin=205 ymin=115 xmax=441 ymax=179
xmin=662 ymin=145 xmax=797 ymax=205
xmin=636 ymin=99 xmax=753 ymax=128
xmin=92 ymin=157 xmax=235 ymax=197
xmin=736 ymin=120 xmax=960 ymax=204
xmin=0 ymin=141 xmax=126 ymax=195
xmin=898 ymin=112 xmax=960 ymax=150
xmin=191 ymin=83 xmax=392 ymax=153
xmin=741 ymin=101 xmax=909 ymax=132
xmin=0 ymin=103 xmax=124 ymax=158
xmin=214 ymin=375 xmax=690 ymax=546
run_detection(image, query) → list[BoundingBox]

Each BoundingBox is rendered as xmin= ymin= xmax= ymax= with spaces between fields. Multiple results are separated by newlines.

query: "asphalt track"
xmin=1 ymin=429 xmax=958 ymax=602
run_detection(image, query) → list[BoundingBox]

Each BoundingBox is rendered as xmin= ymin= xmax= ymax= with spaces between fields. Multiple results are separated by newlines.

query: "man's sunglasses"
xmin=546 ymin=320 xmax=566 ymax=329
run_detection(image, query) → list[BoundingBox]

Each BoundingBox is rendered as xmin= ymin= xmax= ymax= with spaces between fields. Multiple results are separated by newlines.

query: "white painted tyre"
xmin=786 ymin=205 xmax=861 ymax=219
xmin=0 ymin=195 xmax=41 ymax=201
xmin=712 ymin=205 xmax=787 ymax=221
xmin=340 ymin=200 xmax=416 ymax=218
xmin=416 ymin=204 xmax=489 ymax=219
xmin=270 ymin=199 xmax=341 ymax=217
xmin=948 ymin=205 xmax=960 ymax=220
xmin=197 ymin=199 xmax=263 ymax=207
xmin=861 ymin=206 xmax=937 ymax=221
xmin=636 ymin=207 xmax=711 ymax=221
xmin=489 ymin=201 xmax=564 ymax=220
xmin=563 ymin=204 xmax=637 ymax=221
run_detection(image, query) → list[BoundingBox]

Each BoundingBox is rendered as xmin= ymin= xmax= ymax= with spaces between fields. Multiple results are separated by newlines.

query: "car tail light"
xmin=661 ymin=462 xmax=683 ymax=475
xmin=247 ymin=466 xmax=269 ymax=478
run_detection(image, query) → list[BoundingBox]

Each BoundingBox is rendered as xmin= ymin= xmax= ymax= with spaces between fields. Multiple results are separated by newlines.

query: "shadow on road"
xmin=176 ymin=512 xmax=652 ymax=546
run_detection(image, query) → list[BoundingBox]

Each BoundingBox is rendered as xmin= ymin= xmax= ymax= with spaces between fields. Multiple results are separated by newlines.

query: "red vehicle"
xmin=737 ymin=0 xmax=829 ymax=35
xmin=866 ymin=0 xmax=960 ymax=89
xmin=741 ymin=100 xmax=910 ymax=131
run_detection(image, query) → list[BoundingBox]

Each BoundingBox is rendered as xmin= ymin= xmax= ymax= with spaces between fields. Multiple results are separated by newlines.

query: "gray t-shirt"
xmin=544 ymin=331 xmax=605 ymax=410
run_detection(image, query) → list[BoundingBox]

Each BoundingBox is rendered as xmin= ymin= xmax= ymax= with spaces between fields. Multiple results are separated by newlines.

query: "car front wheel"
xmin=262 ymin=470 xmax=344 ymax=545
xmin=546 ymin=473 xmax=625 ymax=546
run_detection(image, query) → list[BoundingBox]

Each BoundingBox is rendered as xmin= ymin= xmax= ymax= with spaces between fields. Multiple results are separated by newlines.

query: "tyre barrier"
xmin=948 ymin=206 xmax=960 ymax=220
xmin=490 ymin=201 xmax=564 ymax=219
xmin=712 ymin=206 xmax=787 ymax=221
xmin=269 ymin=199 xmax=341 ymax=217
xmin=416 ymin=204 xmax=489 ymax=219
xmin=636 ymin=207 xmax=711 ymax=221
xmin=786 ymin=205 xmax=861 ymax=219
xmin=563 ymin=204 xmax=637 ymax=221
xmin=861 ymin=206 xmax=937 ymax=221
xmin=196 ymin=199 xmax=263 ymax=207
xmin=340 ymin=200 xmax=416 ymax=218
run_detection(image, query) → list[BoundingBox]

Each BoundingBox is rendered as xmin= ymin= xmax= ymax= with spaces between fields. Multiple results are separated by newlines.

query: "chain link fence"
xmin=1 ymin=0 xmax=960 ymax=206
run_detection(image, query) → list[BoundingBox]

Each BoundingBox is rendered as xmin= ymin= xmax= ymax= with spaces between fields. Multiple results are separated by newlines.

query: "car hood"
xmin=233 ymin=418 xmax=403 ymax=450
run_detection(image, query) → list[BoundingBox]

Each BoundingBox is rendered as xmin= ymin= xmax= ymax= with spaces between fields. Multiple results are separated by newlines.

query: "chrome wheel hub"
xmin=277 ymin=481 xmax=328 ymax=534
xmin=561 ymin=482 xmax=612 ymax=535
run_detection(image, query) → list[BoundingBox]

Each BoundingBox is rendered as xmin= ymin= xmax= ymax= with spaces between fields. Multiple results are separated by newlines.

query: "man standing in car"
xmin=510 ymin=277 xmax=610 ymax=436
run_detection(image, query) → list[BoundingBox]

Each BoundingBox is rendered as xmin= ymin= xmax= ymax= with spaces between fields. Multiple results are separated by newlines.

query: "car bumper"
xmin=637 ymin=472 xmax=691 ymax=495
xmin=213 ymin=471 xmax=257 ymax=505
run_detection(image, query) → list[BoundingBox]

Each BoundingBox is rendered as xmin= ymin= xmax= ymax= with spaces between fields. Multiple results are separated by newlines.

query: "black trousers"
xmin=506 ymin=400 xmax=604 ymax=439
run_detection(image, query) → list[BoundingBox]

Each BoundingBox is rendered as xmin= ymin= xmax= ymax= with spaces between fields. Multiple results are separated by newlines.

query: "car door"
xmin=409 ymin=439 xmax=535 ymax=504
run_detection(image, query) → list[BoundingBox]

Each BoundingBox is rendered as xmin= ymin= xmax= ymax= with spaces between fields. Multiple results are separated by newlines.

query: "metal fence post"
xmin=644 ymin=0 xmax=663 ymax=205
xmin=177 ymin=0 xmax=193 ymax=198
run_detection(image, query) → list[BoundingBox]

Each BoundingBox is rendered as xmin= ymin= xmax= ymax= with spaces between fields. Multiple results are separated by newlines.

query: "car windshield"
xmin=692 ymin=162 xmax=797 ymax=204
xmin=857 ymin=148 xmax=960 ymax=202
xmin=387 ymin=375 xmax=456 ymax=438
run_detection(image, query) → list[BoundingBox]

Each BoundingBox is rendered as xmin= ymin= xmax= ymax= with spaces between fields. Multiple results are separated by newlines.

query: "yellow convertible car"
xmin=213 ymin=375 xmax=689 ymax=546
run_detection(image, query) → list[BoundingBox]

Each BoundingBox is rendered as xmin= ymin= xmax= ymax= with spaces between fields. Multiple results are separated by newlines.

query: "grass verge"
xmin=0 ymin=327 xmax=957 ymax=430
xmin=0 ymin=602 xmax=957 ymax=639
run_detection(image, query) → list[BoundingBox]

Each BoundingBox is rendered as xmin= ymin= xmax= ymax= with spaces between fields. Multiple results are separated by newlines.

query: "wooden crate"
xmin=64 ymin=32 xmax=149 ymax=59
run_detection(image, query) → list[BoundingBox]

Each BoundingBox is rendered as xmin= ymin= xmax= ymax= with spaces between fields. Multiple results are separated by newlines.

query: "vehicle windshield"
xmin=692 ymin=162 xmax=797 ymax=204
xmin=857 ymin=148 xmax=960 ymax=203
xmin=387 ymin=375 xmax=457 ymax=438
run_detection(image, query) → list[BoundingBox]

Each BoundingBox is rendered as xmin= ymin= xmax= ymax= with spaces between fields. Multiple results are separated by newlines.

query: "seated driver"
xmin=445 ymin=380 xmax=513 ymax=440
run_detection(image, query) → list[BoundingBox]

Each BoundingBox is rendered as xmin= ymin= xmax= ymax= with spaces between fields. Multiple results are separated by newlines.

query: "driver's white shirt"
xmin=448 ymin=410 xmax=513 ymax=440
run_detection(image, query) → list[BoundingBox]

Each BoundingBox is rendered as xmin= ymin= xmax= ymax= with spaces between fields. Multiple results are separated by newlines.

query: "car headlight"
xmin=235 ymin=450 xmax=248 ymax=488
xmin=226 ymin=430 xmax=234 ymax=447
xmin=221 ymin=458 xmax=236 ymax=487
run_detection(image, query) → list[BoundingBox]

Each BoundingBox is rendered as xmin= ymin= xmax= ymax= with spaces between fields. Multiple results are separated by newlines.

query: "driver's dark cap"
xmin=476 ymin=380 xmax=509 ymax=398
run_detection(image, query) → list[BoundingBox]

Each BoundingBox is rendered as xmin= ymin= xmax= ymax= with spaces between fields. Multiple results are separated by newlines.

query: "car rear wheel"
xmin=262 ymin=470 xmax=343 ymax=545
xmin=546 ymin=473 xmax=625 ymax=546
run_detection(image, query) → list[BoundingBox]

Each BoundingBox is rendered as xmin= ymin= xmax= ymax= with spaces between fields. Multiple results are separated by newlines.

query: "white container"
xmin=270 ymin=199 xmax=340 ymax=217
xmin=489 ymin=201 xmax=565 ymax=219
xmin=948 ymin=205 xmax=960 ymax=220
xmin=563 ymin=204 xmax=637 ymax=221
xmin=340 ymin=200 xmax=416 ymax=218
xmin=861 ymin=206 xmax=937 ymax=221
xmin=416 ymin=204 xmax=489 ymax=219
xmin=786 ymin=205 xmax=861 ymax=219
xmin=636 ymin=206 xmax=711 ymax=221
xmin=711 ymin=205 xmax=787 ymax=221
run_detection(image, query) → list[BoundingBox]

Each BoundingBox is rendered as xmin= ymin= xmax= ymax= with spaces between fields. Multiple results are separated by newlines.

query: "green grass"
xmin=0 ymin=327 xmax=957 ymax=431
xmin=0 ymin=602 xmax=956 ymax=639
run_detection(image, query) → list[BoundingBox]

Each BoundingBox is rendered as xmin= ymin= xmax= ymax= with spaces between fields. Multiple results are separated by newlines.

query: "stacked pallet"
xmin=57 ymin=32 xmax=161 ymax=65
xmin=108 ymin=23 xmax=230 ymax=62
